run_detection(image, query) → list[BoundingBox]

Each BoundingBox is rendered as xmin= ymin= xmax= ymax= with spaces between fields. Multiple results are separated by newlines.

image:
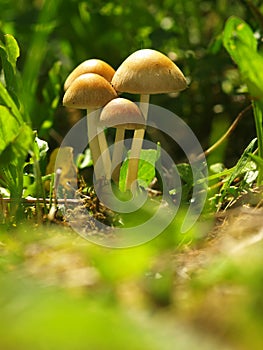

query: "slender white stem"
xmin=87 ymin=109 xmax=101 ymax=181
xmin=112 ymin=128 xmax=125 ymax=183
xmin=125 ymin=94 xmax=150 ymax=191
xmin=97 ymin=126 xmax=112 ymax=180
xmin=139 ymin=94 xmax=150 ymax=122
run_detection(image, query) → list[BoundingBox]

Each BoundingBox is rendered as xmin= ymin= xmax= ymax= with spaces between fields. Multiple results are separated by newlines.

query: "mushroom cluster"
xmin=63 ymin=49 xmax=187 ymax=191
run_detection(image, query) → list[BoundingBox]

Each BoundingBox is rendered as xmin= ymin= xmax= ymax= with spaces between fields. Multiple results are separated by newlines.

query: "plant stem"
xmin=32 ymin=152 xmax=47 ymax=219
xmin=112 ymin=128 xmax=125 ymax=183
xmin=252 ymin=99 xmax=263 ymax=185
xmin=125 ymin=94 xmax=149 ymax=191
xmin=9 ymin=167 xmax=23 ymax=220
xmin=196 ymin=104 xmax=252 ymax=161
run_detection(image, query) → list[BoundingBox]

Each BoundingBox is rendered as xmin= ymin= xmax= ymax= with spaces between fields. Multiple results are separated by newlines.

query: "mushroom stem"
xmin=87 ymin=109 xmax=104 ymax=180
xmin=87 ymin=108 xmax=115 ymax=181
xmin=97 ymin=125 xmax=112 ymax=180
xmin=112 ymin=128 xmax=125 ymax=182
xmin=125 ymin=94 xmax=150 ymax=191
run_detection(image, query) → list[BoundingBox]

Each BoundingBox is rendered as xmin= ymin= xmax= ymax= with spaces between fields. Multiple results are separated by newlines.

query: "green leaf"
xmin=248 ymin=153 xmax=263 ymax=184
xmin=33 ymin=136 xmax=49 ymax=161
xmin=208 ymin=33 xmax=223 ymax=55
xmin=40 ymin=61 xmax=63 ymax=136
xmin=174 ymin=163 xmax=195 ymax=202
xmin=77 ymin=148 xmax=93 ymax=169
xmin=3 ymin=34 xmax=20 ymax=69
xmin=220 ymin=138 xmax=257 ymax=194
xmin=0 ymin=105 xmax=20 ymax=153
xmin=0 ymin=123 xmax=33 ymax=167
xmin=252 ymin=99 xmax=263 ymax=158
xmin=42 ymin=61 xmax=62 ymax=109
xmin=0 ymin=106 xmax=32 ymax=206
xmin=248 ymin=152 xmax=263 ymax=168
xmin=137 ymin=149 xmax=158 ymax=187
xmin=209 ymin=163 xmax=225 ymax=174
xmin=176 ymin=163 xmax=193 ymax=185
xmin=223 ymin=17 xmax=263 ymax=98
xmin=242 ymin=161 xmax=258 ymax=185
xmin=223 ymin=17 xmax=257 ymax=57
xmin=119 ymin=149 xmax=159 ymax=191
xmin=0 ymin=81 xmax=23 ymax=125
xmin=21 ymin=0 xmax=61 ymax=116
xmin=0 ymin=34 xmax=20 ymax=106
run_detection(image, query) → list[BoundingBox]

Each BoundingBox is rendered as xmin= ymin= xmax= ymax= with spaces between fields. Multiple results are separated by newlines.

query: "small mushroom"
xmin=112 ymin=49 xmax=187 ymax=189
xmin=64 ymin=59 xmax=115 ymax=91
xmin=99 ymin=97 xmax=145 ymax=184
xmin=63 ymin=59 xmax=116 ymax=176
xmin=63 ymin=73 xmax=117 ymax=180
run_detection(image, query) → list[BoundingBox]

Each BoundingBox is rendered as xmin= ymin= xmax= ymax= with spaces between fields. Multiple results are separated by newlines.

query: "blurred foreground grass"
xmin=1 ymin=208 xmax=263 ymax=350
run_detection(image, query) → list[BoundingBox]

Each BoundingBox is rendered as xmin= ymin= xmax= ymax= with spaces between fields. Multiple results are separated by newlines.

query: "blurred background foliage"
xmin=0 ymin=0 xmax=262 ymax=167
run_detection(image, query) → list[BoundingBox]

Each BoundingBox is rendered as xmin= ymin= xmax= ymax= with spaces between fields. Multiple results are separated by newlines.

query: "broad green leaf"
xmin=119 ymin=149 xmax=159 ymax=191
xmin=0 ymin=105 xmax=20 ymax=153
xmin=223 ymin=17 xmax=263 ymax=185
xmin=0 ymin=81 xmax=23 ymax=124
xmin=0 ymin=100 xmax=29 ymax=202
xmin=4 ymin=34 xmax=20 ymax=69
xmin=137 ymin=149 xmax=159 ymax=186
xmin=0 ymin=164 xmax=23 ymax=196
xmin=223 ymin=17 xmax=263 ymax=97
xmin=237 ymin=47 xmax=263 ymax=97
xmin=223 ymin=17 xmax=257 ymax=59
xmin=0 ymin=124 xmax=33 ymax=167
xmin=0 ymin=34 xmax=20 ymax=106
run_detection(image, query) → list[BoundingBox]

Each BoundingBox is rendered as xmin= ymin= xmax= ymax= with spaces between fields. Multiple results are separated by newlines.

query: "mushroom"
xmin=63 ymin=73 xmax=117 ymax=180
xmin=111 ymin=49 xmax=187 ymax=190
xmin=99 ymin=97 xmax=145 ymax=184
xmin=63 ymin=59 xmax=116 ymax=175
xmin=64 ymin=59 xmax=115 ymax=91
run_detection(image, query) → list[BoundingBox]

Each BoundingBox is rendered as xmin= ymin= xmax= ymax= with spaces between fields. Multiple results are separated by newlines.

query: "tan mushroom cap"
xmin=63 ymin=73 xmax=118 ymax=110
xmin=100 ymin=98 xmax=145 ymax=130
xmin=64 ymin=59 xmax=115 ymax=91
xmin=111 ymin=49 xmax=187 ymax=94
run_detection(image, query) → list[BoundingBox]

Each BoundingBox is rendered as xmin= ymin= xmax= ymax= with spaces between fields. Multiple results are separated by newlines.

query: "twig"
xmin=0 ymin=197 xmax=84 ymax=204
xmin=197 ymin=104 xmax=252 ymax=161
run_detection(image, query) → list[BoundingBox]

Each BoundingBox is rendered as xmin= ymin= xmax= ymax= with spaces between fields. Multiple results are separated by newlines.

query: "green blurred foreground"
xmin=1 ymin=210 xmax=263 ymax=350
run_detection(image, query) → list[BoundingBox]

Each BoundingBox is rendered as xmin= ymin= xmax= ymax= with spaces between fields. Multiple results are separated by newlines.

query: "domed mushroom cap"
xmin=63 ymin=73 xmax=117 ymax=110
xmin=111 ymin=49 xmax=187 ymax=94
xmin=64 ymin=59 xmax=115 ymax=91
xmin=100 ymin=98 xmax=145 ymax=130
